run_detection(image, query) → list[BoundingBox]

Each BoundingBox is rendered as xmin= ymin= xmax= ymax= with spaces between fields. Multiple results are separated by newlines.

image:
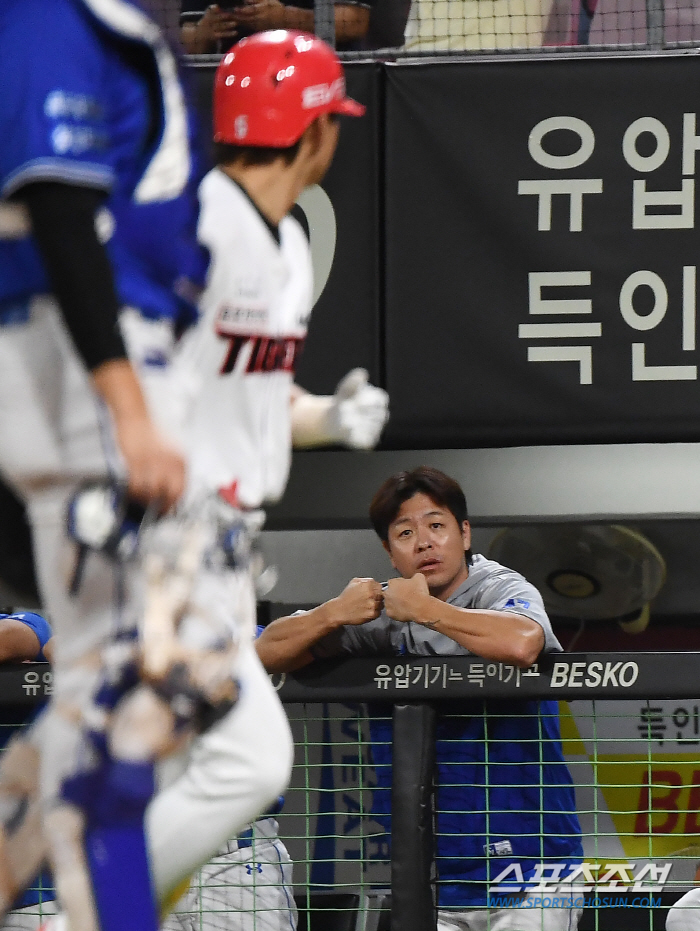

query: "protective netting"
xmin=165 ymin=698 xmax=700 ymax=931
xmin=159 ymin=1 xmax=700 ymax=55
xmin=3 ymin=697 xmax=700 ymax=927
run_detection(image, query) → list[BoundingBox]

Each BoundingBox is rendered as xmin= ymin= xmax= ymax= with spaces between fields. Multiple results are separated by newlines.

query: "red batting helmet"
xmin=213 ymin=30 xmax=365 ymax=148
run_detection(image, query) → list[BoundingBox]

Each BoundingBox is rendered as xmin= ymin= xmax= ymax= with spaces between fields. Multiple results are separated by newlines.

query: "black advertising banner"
xmin=383 ymin=54 xmax=700 ymax=448
xmin=275 ymin=652 xmax=698 ymax=701
xmin=293 ymin=62 xmax=382 ymax=394
xmin=1 ymin=654 xmax=696 ymax=704
xmin=186 ymin=62 xmax=382 ymax=395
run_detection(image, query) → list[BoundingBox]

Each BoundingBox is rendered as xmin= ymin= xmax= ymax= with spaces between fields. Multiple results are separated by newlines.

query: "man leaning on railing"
xmin=257 ymin=465 xmax=583 ymax=931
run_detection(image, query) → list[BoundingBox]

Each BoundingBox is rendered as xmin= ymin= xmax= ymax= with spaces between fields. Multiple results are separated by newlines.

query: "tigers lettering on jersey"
xmin=217 ymin=330 xmax=305 ymax=375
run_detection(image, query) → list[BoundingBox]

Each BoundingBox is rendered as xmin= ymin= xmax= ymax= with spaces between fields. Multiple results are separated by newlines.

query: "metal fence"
xmin=177 ymin=653 xmax=700 ymax=931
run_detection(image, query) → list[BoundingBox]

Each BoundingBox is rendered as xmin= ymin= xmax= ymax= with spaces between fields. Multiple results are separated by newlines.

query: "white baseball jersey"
xmin=161 ymin=818 xmax=297 ymax=931
xmin=173 ymin=168 xmax=313 ymax=509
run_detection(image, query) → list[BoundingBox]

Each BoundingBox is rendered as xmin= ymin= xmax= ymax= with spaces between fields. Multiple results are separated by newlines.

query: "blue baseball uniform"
xmin=369 ymin=698 xmax=582 ymax=907
xmin=0 ymin=6 xmax=293 ymax=929
xmin=0 ymin=0 xmax=207 ymax=328
xmin=313 ymin=555 xmax=583 ymax=927
xmin=0 ymin=3 xmax=209 ymax=929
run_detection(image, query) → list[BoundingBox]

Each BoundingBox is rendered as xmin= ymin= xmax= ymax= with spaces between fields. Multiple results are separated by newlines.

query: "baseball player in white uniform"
xmin=162 ymin=813 xmax=296 ymax=931
xmin=144 ymin=27 xmax=388 ymax=918
xmin=667 ymin=887 xmax=700 ymax=931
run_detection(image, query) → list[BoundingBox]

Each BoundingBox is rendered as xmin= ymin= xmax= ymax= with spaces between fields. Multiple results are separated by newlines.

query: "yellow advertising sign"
xmin=562 ymin=700 xmax=700 ymax=877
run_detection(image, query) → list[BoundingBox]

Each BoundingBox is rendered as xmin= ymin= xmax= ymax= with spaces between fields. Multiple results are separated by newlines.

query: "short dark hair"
xmin=369 ymin=466 xmax=472 ymax=561
xmin=214 ymin=140 xmax=302 ymax=169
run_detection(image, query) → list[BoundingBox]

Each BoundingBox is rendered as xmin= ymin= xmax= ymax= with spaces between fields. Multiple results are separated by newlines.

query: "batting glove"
xmin=328 ymin=368 xmax=390 ymax=450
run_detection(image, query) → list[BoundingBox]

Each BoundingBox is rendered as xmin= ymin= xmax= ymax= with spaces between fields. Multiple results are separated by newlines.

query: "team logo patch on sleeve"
xmin=504 ymin=598 xmax=530 ymax=610
xmin=484 ymin=840 xmax=513 ymax=856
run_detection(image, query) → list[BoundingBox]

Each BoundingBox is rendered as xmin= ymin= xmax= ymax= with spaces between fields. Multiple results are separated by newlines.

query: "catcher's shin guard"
xmin=84 ymin=776 xmax=158 ymax=931
xmin=45 ymin=796 xmax=158 ymax=931
xmin=57 ymin=489 xmax=259 ymax=931
xmin=59 ymin=687 xmax=177 ymax=931
xmin=58 ymin=755 xmax=159 ymax=931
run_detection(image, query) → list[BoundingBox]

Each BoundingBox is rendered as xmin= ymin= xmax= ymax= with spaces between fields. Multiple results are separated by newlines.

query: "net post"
xmin=391 ymin=702 xmax=437 ymax=931
xmin=313 ymin=0 xmax=336 ymax=47
xmin=645 ymin=0 xmax=665 ymax=48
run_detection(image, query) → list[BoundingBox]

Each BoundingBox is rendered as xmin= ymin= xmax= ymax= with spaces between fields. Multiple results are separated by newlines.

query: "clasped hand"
xmin=383 ymin=574 xmax=430 ymax=623
xmin=332 ymin=577 xmax=384 ymax=625
xmin=332 ymin=574 xmax=431 ymax=625
xmin=233 ymin=0 xmax=288 ymax=30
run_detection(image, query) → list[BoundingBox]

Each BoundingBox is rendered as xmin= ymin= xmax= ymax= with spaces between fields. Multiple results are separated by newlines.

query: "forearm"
xmin=21 ymin=182 xmax=127 ymax=371
xmin=290 ymin=387 xmax=335 ymax=448
xmin=181 ymin=22 xmax=213 ymax=53
xmin=92 ymin=358 xmax=186 ymax=508
xmin=335 ymin=5 xmax=370 ymax=40
xmin=412 ymin=599 xmax=545 ymax=667
xmin=0 ymin=621 xmax=42 ymax=663
xmin=91 ymin=358 xmax=152 ymax=431
xmin=279 ymin=5 xmax=315 ymax=29
xmin=256 ymin=603 xmax=343 ymax=673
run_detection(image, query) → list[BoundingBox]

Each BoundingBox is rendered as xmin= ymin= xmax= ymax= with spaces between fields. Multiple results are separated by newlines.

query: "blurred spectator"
xmin=571 ymin=0 xmax=597 ymax=42
xmin=180 ymin=1 xmax=374 ymax=52
xmin=181 ymin=3 xmax=239 ymax=52
xmin=542 ymin=0 xmax=597 ymax=45
xmin=404 ymin=0 xmax=557 ymax=51
xmin=362 ymin=0 xmax=411 ymax=48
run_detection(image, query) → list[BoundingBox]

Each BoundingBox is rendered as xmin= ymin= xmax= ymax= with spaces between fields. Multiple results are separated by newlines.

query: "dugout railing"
xmin=4 ymin=654 xmax=700 ymax=930
xmin=275 ymin=652 xmax=700 ymax=931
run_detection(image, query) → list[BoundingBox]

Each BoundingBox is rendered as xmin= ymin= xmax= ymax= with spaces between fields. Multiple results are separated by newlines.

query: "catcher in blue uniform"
xmin=0 ymin=3 xmax=289 ymax=931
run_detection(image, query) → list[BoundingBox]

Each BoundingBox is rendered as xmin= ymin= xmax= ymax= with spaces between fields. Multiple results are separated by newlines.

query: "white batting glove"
xmin=328 ymin=368 xmax=390 ymax=450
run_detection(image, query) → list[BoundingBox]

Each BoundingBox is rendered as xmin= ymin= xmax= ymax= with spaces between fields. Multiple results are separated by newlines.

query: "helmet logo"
xmin=275 ymin=65 xmax=296 ymax=83
xmin=302 ymin=78 xmax=344 ymax=110
xmin=235 ymin=115 xmax=249 ymax=139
